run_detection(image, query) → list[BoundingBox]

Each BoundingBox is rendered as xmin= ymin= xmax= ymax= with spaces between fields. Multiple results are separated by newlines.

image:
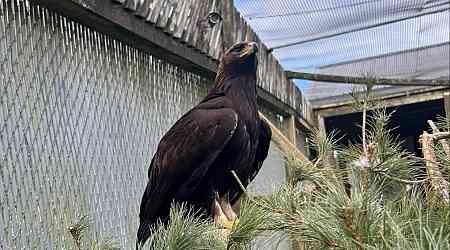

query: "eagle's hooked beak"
xmin=248 ymin=42 xmax=258 ymax=53
xmin=246 ymin=42 xmax=258 ymax=53
xmin=240 ymin=42 xmax=258 ymax=58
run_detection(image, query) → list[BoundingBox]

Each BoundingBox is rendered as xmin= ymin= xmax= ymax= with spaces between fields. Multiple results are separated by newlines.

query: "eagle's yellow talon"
xmin=222 ymin=218 xmax=239 ymax=230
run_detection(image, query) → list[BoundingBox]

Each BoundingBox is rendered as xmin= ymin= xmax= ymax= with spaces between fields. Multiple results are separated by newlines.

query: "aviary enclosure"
xmin=0 ymin=0 xmax=449 ymax=249
xmin=0 ymin=0 xmax=297 ymax=248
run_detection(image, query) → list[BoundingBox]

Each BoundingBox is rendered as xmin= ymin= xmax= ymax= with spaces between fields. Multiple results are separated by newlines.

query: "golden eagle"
xmin=137 ymin=41 xmax=271 ymax=247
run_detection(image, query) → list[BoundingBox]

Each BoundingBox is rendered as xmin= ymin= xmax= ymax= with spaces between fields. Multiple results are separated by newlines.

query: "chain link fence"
xmin=0 ymin=0 xmax=287 ymax=248
xmin=0 ymin=0 xmax=209 ymax=247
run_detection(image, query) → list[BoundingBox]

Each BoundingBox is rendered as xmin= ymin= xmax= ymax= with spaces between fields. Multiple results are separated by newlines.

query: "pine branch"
xmin=427 ymin=120 xmax=450 ymax=158
xmin=231 ymin=170 xmax=248 ymax=197
xmin=68 ymin=215 xmax=90 ymax=250
xmin=420 ymin=131 xmax=450 ymax=205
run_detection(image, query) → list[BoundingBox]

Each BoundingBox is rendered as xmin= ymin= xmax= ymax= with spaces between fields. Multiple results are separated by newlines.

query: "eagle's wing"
xmin=138 ymin=95 xmax=238 ymax=229
xmin=249 ymin=118 xmax=272 ymax=181
xmin=231 ymin=118 xmax=272 ymax=204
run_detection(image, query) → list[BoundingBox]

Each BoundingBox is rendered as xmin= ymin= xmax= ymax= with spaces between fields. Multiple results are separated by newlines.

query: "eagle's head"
xmin=217 ymin=42 xmax=258 ymax=82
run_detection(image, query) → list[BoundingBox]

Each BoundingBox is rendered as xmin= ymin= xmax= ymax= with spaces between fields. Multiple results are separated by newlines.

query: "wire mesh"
xmin=0 ymin=0 xmax=289 ymax=248
xmin=235 ymin=0 xmax=450 ymax=100
xmin=0 ymin=0 xmax=209 ymax=248
xmin=304 ymin=43 xmax=449 ymax=100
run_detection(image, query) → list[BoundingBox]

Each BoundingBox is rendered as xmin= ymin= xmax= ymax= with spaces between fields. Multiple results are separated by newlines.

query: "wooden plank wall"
xmin=110 ymin=0 xmax=314 ymax=123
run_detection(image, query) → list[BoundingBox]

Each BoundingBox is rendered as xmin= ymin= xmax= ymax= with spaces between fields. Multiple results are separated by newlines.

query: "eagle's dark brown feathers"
xmin=137 ymin=42 xmax=271 ymax=248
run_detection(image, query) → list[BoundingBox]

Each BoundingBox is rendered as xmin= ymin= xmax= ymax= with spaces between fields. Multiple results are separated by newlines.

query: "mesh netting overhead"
xmin=235 ymin=0 xmax=450 ymax=100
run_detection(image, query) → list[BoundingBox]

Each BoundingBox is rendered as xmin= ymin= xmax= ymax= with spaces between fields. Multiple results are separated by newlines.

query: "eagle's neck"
xmin=210 ymin=72 xmax=259 ymax=125
xmin=207 ymin=59 xmax=259 ymax=121
xmin=225 ymin=74 xmax=257 ymax=104
xmin=212 ymin=70 xmax=257 ymax=102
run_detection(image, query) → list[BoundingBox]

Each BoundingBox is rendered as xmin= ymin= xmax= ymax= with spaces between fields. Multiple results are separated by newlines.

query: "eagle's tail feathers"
xmin=136 ymin=221 xmax=151 ymax=250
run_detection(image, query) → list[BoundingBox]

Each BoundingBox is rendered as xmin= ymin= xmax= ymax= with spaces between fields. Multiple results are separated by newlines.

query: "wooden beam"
xmin=286 ymin=71 xmax=450 ymax=87
xmin=259 ymin=112 xmax=310 ymax=163
xmin=286 ymin=115 xmax=297 ymax=144
xmin=317 ymin=115 xmax=326 ymax=133
xmin=284 ymin=115 xmax=298 ymax=182
xmin=315 ymin=87 xmax=448 ymax=118
xmin=257 ymin=88 xmax=314 ymax=130
xmin=221 ymin=0 xmax=234 ymax=51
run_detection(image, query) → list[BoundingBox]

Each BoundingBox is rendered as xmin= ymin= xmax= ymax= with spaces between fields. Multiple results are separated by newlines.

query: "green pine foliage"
xmin=145 ymin=204 xmax=226 ymax=250
xmin=259 ymin=109 xmax=449 ymax=249
xmin=66 ymin=215 xmax=121 ymax=250
xmin=65 ymin=100 xmax=449 ymax=249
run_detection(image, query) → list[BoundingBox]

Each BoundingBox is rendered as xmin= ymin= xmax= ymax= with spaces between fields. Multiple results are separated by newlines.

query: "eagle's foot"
xmin=211 ymin=192 xmax=238 ymax=238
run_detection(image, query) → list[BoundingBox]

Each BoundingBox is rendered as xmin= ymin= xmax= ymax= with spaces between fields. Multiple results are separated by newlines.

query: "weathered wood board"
xmin=110 ymin=0 xmax=314 ymax=123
